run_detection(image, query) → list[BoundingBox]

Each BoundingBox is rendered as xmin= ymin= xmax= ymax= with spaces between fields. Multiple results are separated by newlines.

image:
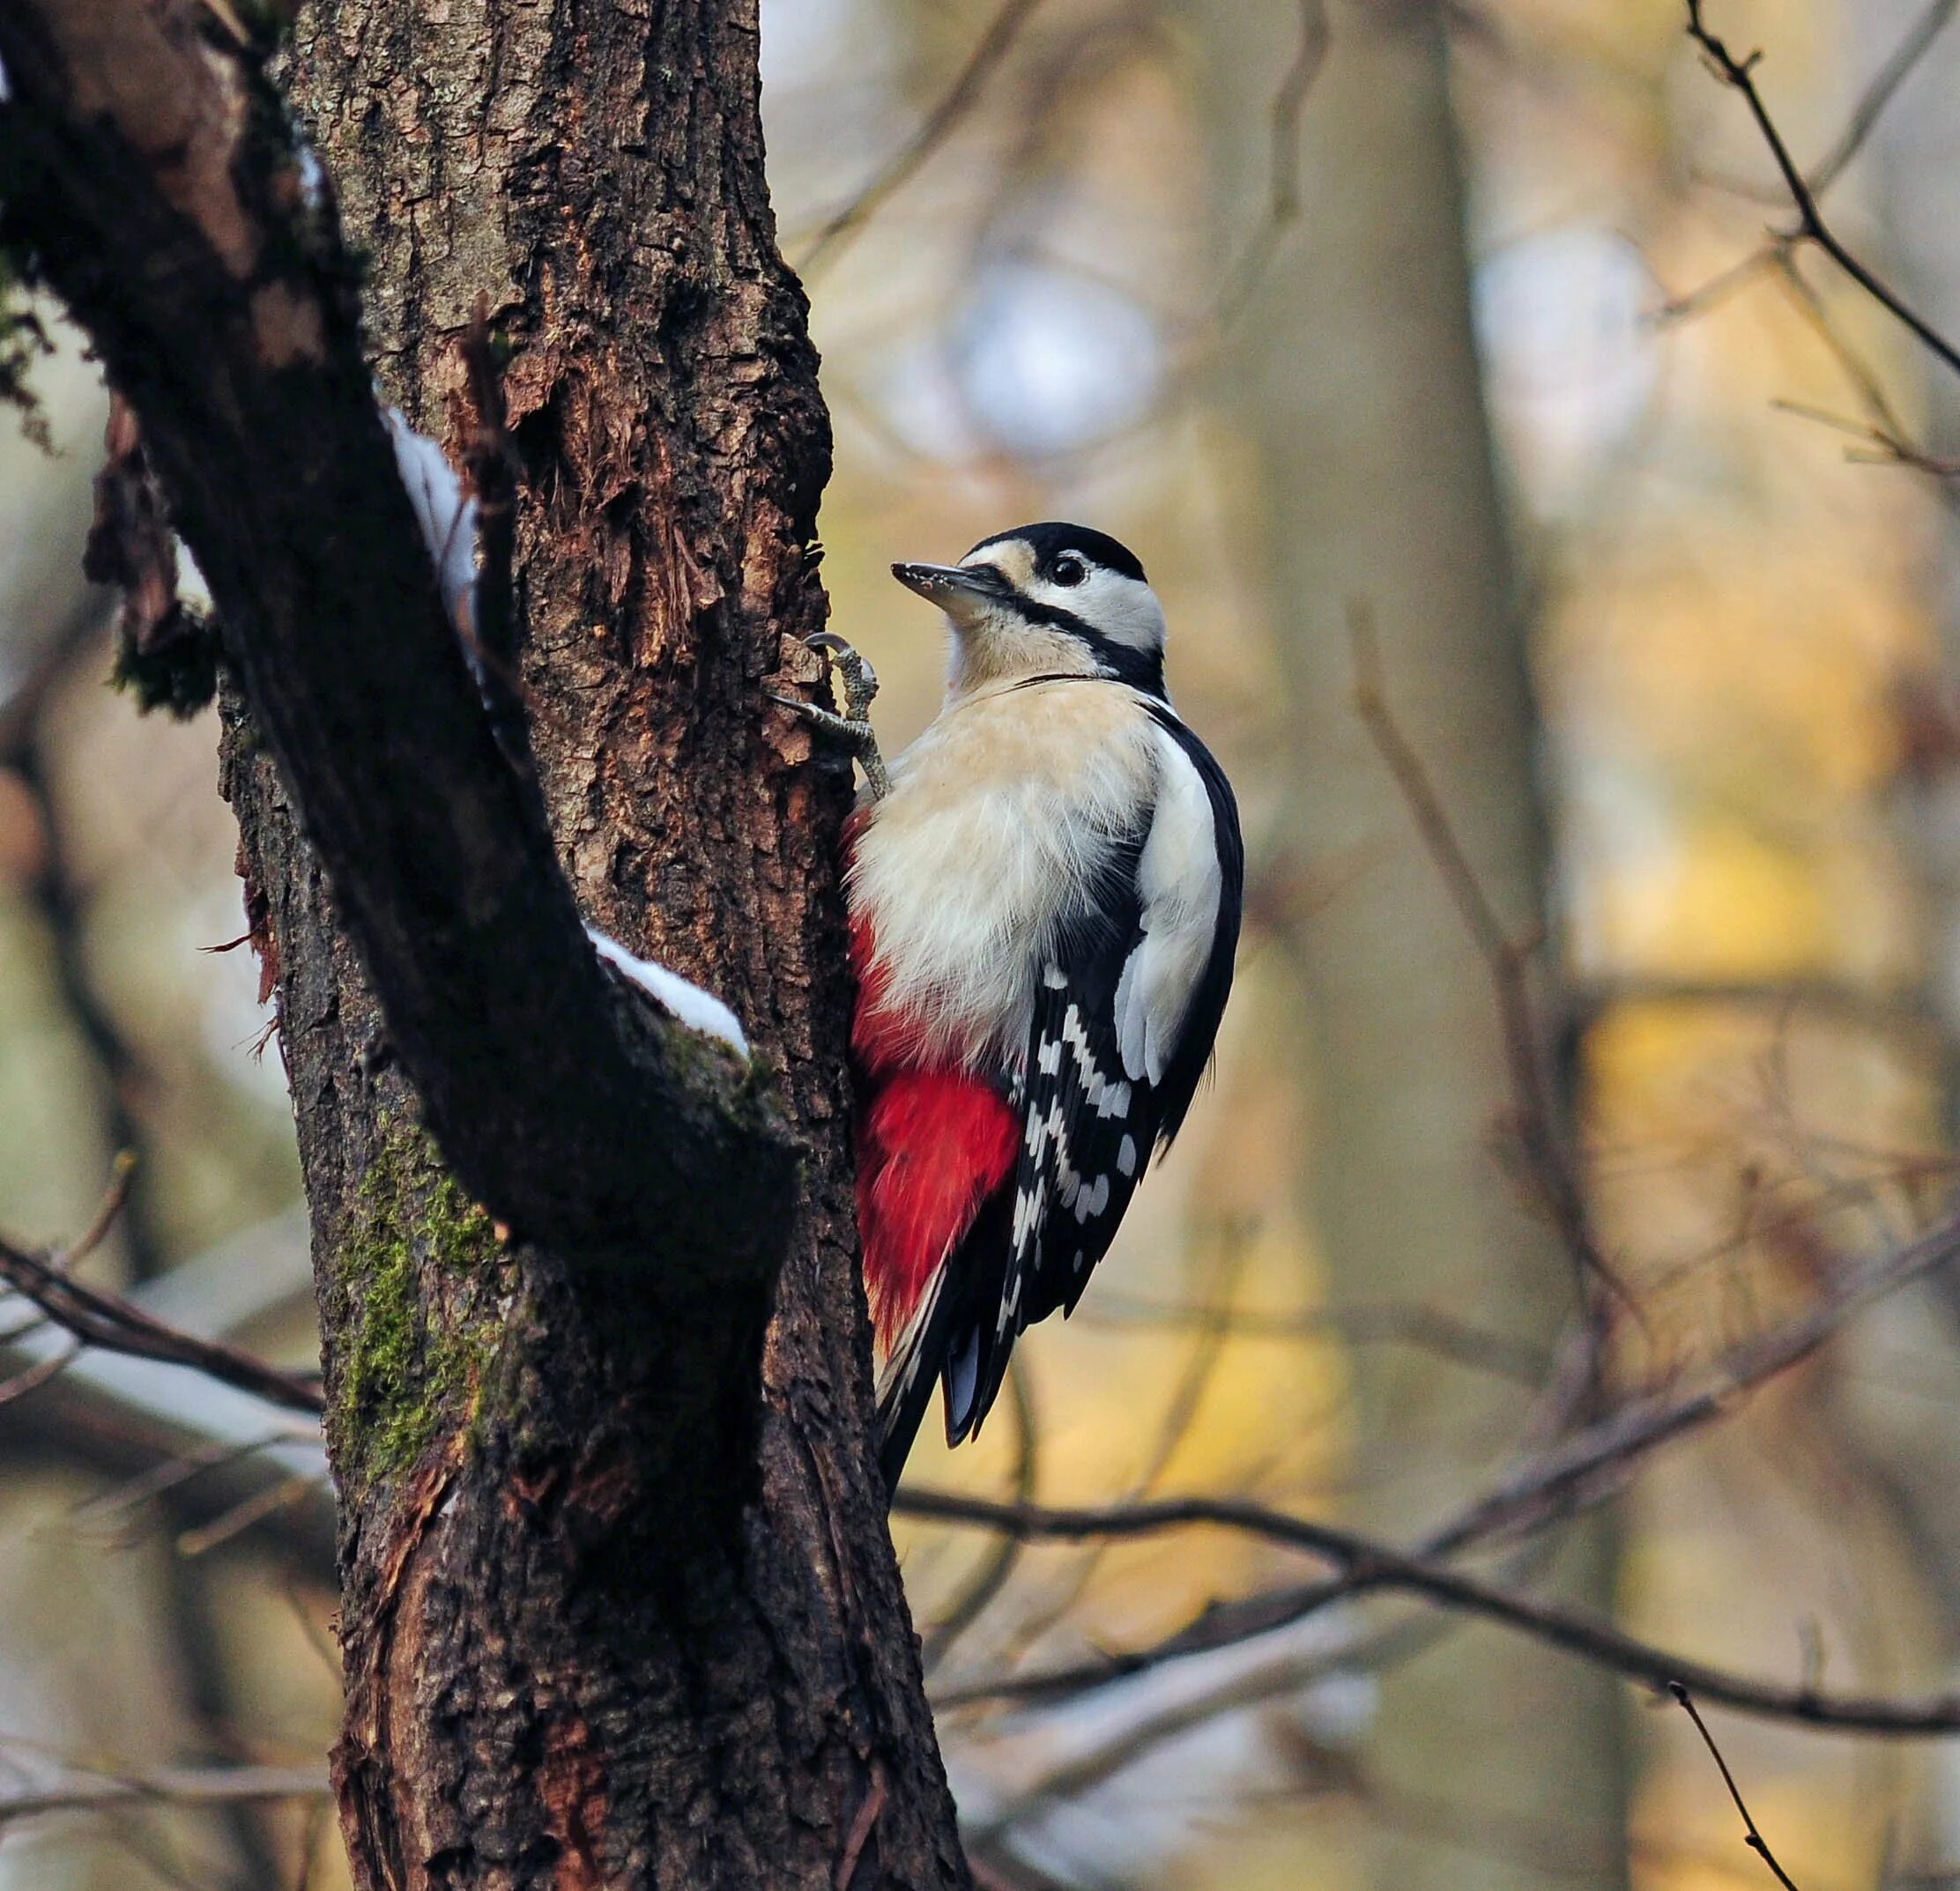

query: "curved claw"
xmin=798 ymin=629 xmax=880 ymax=726
xmin=770 ymin=627 xmax=889 ymax=796
xmin=768 ymin=692 xmax=889 ymax=800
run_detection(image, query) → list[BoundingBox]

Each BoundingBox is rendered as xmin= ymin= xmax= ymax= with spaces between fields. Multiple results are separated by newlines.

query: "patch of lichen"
xmin=330 ymin=1118 xmax=507 ymax=1491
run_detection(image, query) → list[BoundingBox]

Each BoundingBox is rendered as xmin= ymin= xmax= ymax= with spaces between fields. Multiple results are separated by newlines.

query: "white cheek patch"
xmin=1021 ymin=568 xmax=1166 ymax=656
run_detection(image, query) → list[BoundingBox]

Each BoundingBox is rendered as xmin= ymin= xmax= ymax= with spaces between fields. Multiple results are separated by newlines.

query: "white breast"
xmin=848 ymin=683 xmax=1160 ymax=1070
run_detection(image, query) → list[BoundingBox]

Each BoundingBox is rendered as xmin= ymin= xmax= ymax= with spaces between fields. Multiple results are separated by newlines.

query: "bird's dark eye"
xmin=1051 ymin=553 xmax=1088 ymax=588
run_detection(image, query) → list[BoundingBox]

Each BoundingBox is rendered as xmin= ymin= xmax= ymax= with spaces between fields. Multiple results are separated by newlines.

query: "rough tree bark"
xmin=0 ymin=2 xmax=969 ymax=1887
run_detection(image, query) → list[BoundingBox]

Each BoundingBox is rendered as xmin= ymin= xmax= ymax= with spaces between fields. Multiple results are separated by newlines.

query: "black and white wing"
xmin=942 ymin=707 xmax=1243 ymax=1447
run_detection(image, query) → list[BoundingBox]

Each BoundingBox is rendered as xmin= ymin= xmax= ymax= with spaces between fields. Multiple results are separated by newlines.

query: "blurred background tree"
xmin=6 ymin=0 xmax=1960 ymax=1886
xmin=1195 ymin=4 xmax=1628 ymax=1885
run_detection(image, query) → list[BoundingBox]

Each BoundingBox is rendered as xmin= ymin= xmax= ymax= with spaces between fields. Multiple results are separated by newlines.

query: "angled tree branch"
xmin=908 ymin=1483 xmax=1960 ymax=1737
xmin=0 ymin=3 xmax=971 ymax=1880
xmin=0 ymin=1225 xmax=324 ymax=1416
xmin=1672 ymin=1684 xmax=1807 ymax=1889
xmin=917 ymin=1212 xmax=1960 ymax=1713
xmin=796 ymin=0 xmax=1048 ymax=274
xmin=0 ymin=0 xmax=794 ymax=1276
xmin=16 ymin=1187 xmax=1956 ymax=1746
xmin=0 ymin=1762 xmax=329 ymax=1827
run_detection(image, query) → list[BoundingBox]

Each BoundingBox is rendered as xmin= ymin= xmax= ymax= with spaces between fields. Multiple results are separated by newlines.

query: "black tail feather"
xmin=877 ymin=1349 xmax=940 ymax=1498
xmin=876 ymin=1186 xmax=1017 ymax=1502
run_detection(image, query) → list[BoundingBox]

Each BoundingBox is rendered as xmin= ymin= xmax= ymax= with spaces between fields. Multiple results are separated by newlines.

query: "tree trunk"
xmin=271 ymin=6 xmax=963 ymax=1885
xmin=0 ymin=0 xmax=967 ymax=1884
xmin=1193 ymin=3 xmax=1630 ymax=1884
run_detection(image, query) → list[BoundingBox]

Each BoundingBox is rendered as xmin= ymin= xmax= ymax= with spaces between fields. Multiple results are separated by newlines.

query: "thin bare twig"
xmin=1689 ymin=0 xmax=1959 ymax=208
xmin=0 ymin=1343 xmax=80 ymax=1409
xmin=902 ymin=1480 xmax=1960 ymax=1735
xmin=0 ymin=612 xmax=174 ymax=1291
xmin=918 ymin=1212 xmax=1960 ymax=1709
xmin=1258 ymin=0 xmax=1329 ymax=232
xmin=1132 ymin=1221 xmax=1253 ymax=1494
xmin=0 ymin=1217 xmax=323 ymax=1416
xmin=174 ymin=1473 xmax=320 ymax=1559
xmin=1566 ymin=972 xmax=1949 ymax=1041
xmin=924 ymin=1357 xmax=1036 ymax=1672
xmin=796 ymin=0 xmax=1047 ymax=276
xmin=1773 ymin=401 xmax=1960 ymax=481
xmin=1808 ymin=0 xmax=1956 ymax=197
xmin=1078 ymin=1292 xmax=1550 ymax=1383
xmin=973 ymin=1225 xmax=1258 ymax=1673
xmin=1685 ymin=0 xmax=1960 ymax=381
xmin=1672 ymin=1683 xmax=1806 ymax=1889
xmin=1214 ymin=0 xmax=1331 ymax=326
xmin=0 ymin=1763 xmax=327 ymax=1826
xmin=1655 ymin=243 xmax=1788 ymax=330
xmin=71 ymin=1431 xmax=297 ymax=1545
xmin=1350 ymin=608 xmax=1631 ymax=1342
xmin=1661 ymin=4 xmax=1960 ymax=495
xmin=1762 ymin=248 xmax=1960 ymax=502
xmin=59 ymin=1151 xmax=138 ymax=1270
xmin=1429 ymin=1210 xmax=1960 ymax=1554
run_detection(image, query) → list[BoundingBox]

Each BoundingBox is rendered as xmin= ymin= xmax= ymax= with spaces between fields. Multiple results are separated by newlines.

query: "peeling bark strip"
xmin=0 ymin=1 xmax=968 ymax=1887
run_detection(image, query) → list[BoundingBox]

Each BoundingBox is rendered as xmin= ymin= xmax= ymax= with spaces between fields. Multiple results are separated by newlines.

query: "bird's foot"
xmin=768 ymin=630 xmax=890 ymax=798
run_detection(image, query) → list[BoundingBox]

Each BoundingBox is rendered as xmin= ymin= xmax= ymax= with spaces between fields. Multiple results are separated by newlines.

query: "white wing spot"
xmin=1058 ymin=1005 xmax=1132 ymax=1122
xmin=1118 ymin=1134 xmax=1139 ymax=1177
xmin=1013 ymin=1186 xmax=1038 ymax=1249
xmin=1043 ymin=962 xmax=1070 ymax=990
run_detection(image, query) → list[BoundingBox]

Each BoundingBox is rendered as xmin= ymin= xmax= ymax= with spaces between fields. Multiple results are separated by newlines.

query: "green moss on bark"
xmin=329 ymin=1116 xmax=507 ymax=1490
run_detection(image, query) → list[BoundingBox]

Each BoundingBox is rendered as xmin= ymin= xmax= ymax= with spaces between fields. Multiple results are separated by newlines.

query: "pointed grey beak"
xmin=891 ymin=560 xmax=1009 ymax=604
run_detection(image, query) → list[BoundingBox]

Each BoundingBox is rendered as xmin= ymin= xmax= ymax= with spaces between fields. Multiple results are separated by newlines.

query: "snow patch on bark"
xmin=586 ymin=925 xmax=750 ymax=1058
xmin=383 ymin=407 xmax=479 ymax=641
xmin=295 ymin=142 xmax=329 ymax=212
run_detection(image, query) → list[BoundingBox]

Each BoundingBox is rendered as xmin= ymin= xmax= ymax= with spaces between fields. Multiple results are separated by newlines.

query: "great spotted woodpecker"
xmin=782 ymin=523 xmax=1243 ymax=1490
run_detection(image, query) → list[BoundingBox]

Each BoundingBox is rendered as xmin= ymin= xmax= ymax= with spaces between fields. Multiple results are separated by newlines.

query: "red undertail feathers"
xmin=856 ymin=1068 xmax=1016 ymax=1354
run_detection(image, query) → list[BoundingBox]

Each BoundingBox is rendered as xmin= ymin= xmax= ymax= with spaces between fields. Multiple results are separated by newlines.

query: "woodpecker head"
xmin=893 ymin=522 xmax=1166 ymax=700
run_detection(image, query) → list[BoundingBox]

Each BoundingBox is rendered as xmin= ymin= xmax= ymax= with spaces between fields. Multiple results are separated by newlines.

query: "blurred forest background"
xmin=5 ymin=0 xmax=1960 ymax=1885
